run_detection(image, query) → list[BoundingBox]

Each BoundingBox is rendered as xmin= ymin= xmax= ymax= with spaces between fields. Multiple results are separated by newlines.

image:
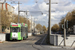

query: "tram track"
xmin=31 ymin=34 xmax=47 ymax=50
xmin=1 ymin=34 xmax=47 ymax=50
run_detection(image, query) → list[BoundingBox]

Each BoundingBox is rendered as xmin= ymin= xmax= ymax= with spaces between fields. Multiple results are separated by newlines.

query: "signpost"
xmin=64 ymin=19 xmax=68 ymax=46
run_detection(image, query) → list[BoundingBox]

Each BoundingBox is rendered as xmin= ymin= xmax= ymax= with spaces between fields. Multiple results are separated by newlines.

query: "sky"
xmin=2 ymin=0 xmax=75 ymax=27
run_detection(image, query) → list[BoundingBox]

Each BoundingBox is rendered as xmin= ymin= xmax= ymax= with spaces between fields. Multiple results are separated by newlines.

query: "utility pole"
xmin=48 ymin=0 xmax=51 ymax=43
xmin=64 ymin=19 xmax=66 ymax=46
xmin=11 ymin=1 xmax=21 ymax=23
xmin=31 ymin=15 xmax=32 ymax=33
xmin=47 ymin=0 xmax=58 ymax=44
xmin=26 ymin=10 xmax=28 ymax=24
xmin=34 ymin=18 xmax=35 ymax=33
xmin=18 ymin=1 xmax=20 ymax=23
xmin=24 ymin=11 xmax=26 ymax=23
xmin=20 ymin=10 xmax=28 ymax=24
xmin=25 ymin=11 xmax=29 ymax=32
xmin=27 ymin=18 xmax=29 ymax=30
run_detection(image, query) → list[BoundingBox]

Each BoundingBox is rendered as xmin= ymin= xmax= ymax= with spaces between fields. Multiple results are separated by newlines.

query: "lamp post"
xmin=0 ymin=0 xmax=6 ymax=33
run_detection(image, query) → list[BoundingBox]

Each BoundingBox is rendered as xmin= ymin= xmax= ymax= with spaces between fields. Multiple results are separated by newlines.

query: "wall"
xmin=28 ymin=33 xmax=32 ymax=36
xmin=0 ymin=34 xmax=6 ymax=42
xmin=58 ymin=35 xmax=75 ymax=47
xmin=0 ymin=32 xmax=41 ymax=42
xmin=50 ymin=34 xmax=75 ymax=47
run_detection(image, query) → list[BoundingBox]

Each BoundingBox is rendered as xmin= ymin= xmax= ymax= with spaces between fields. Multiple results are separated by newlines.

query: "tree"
xmin=42 ymin=25 xmax=47 ymax=33
xmin=36 ymin=24 xmax=42 ymax=32
xmin=12 ymin=14 xmax=18 ymax=23
xmin=51 ymin=24 xmax=60 ymax=32
xmin=59 ymin=10 xmax=75 ymax=29
xmin=1 ymin=10 xmax=13 ymax=27
xmin=1 ymin=10 xmax=31 ymax=32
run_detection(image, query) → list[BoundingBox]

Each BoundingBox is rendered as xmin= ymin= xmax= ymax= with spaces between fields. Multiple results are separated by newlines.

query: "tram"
xmin=10 ymin=23 xmax=28 ymax=40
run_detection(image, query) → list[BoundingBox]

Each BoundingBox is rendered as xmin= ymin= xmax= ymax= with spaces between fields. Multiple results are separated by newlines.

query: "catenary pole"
xmin=48 ymin=0 xmax=51 ymax=44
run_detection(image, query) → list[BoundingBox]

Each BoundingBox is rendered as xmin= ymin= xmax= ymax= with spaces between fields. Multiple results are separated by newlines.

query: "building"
xmin=0 ymin=3 xmax=14 ymax=21
xmin=0 ymin=3 xmax=14 ymax=33
xmin=0 ymin=3 xmax=14 ymax=12
xmin=28 ymin=19 xmax=39 ymax=33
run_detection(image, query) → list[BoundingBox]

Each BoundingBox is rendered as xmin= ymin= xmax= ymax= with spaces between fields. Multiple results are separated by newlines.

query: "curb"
xmin=62 ymin=46 xmax=75 ymax=49
xmin=50 ymin=46 xmax=62 ymax=48
xmin=49 ymin=46 xmax=75 ymax=49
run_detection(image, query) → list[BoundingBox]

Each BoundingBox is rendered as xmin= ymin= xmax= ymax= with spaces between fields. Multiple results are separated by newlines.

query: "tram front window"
xmin=11 ymin=27 xmax=20 ymax=32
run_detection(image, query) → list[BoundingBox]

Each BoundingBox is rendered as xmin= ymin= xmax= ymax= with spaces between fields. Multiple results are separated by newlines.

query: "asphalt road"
xmin=0 ymin=33 xmax=75 ymax=50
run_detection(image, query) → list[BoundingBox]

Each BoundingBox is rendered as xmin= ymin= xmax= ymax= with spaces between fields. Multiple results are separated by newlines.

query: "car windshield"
xmin=11 ymin=27 xmax=20 ymax=32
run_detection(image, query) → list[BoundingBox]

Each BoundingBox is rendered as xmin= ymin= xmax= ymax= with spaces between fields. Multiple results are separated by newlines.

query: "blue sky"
xmin=71 ymin=1 xmax=75 ymax=4
xmin=5 ymin=0 xmax=75 ymax=27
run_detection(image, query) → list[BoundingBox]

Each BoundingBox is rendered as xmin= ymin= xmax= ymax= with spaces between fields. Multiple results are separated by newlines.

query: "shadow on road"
xmin=34 ymin=34 xmax=48 ymax=45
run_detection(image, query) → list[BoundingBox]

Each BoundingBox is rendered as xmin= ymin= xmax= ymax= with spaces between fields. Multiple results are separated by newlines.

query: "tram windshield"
xmin=11 ymin=27 xmax=20 ymax=32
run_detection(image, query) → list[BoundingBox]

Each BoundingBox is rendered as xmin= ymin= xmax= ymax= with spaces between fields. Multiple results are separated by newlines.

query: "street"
xmin=0 ymin=34 xmax=74 ymax=50
xmin=0 ymin=0 xmax=75 ymax=50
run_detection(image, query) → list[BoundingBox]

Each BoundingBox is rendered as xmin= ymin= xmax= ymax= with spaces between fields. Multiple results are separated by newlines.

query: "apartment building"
xmin=0 ymin=3 xmax=14 ymax=33
xmin=0 ymin=3 xmax=14 ymax=20
xmin=28 ymin=19 xmax=39 ymax=33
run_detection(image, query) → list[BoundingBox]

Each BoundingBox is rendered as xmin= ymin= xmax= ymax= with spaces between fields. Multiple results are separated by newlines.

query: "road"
xmin=0 ymin=34 xmax=75 ymax=50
